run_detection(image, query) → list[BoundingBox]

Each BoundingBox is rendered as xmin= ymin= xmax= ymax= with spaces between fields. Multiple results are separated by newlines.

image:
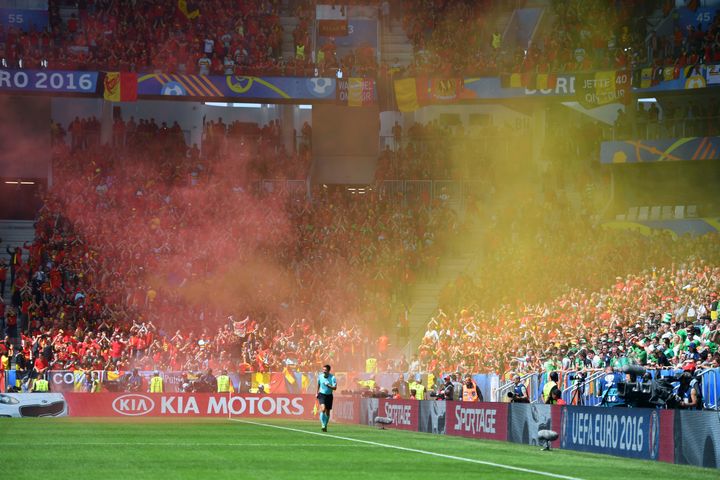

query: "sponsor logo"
xmin=453 ymin=406 xmax=497 ymax=435
xmin=384 ymin=403 xmax=412 ymax=426
xmin=112 ymin=394 xmax=155 ymax=416
xmin=308 ymin=78 xmax=334 ymax=96
xmin=332 ymin=398 xmax=356 ymax=422
xmin=161 ymin=81 xmax=187 ymax=96
xmin=205 ymin=396 xmax=304 ymax=416
xmin=649 ymin=410 xmax=659 ymax=459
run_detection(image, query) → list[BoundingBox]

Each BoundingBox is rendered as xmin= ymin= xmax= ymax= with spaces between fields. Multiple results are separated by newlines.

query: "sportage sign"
xmin=378 ymin=399 xmax=419 ymax=431
xmin=66 ymin=393 xmax=318 ymax=418
xmin=445 ymin=401 xmax=509 ymax=441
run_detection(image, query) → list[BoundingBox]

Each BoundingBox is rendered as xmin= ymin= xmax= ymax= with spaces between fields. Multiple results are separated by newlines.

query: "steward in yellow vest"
xmin=150 ymin=371 xmax=163 ymax=393
xmin=32 ymin=377 xmax=49 ymax=392
xmin=543 ymin=371 xmax=559 ymax=404
xmin=365 ymin=357 xmax=377 ymax=374
xmin=217 ymin=370 xmax=234 ymax=393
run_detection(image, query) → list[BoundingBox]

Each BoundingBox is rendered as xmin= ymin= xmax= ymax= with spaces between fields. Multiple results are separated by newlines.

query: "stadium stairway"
xmin=380 ymin=18 xmax=413 ymax=68
xmin=280 ymin=15 xmax=301 ymax=61
xmin=402 ymin=220 xmax=484 ymax=354
xmin=0 ymin=220 xmax=35 ymax=304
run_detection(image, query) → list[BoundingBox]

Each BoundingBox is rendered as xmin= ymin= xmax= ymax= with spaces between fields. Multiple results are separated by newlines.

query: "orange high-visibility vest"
xmin=462 ymin=381 xmax=479 ymax=402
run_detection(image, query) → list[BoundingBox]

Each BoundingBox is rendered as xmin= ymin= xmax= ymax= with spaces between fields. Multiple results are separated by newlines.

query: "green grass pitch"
xmin=1 ymin=418 xmax=716 ymax=479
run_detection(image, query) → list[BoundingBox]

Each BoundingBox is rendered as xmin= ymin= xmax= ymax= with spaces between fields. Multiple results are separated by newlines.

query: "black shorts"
xmin=317 ymin=393 xmax=333 ymax=410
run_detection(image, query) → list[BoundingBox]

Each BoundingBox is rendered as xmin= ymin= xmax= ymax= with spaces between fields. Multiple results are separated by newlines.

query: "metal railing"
xmin=610 ymin=115 xmax=720 ymax=141
xmin=560 ymin=370 xmax=607 ymax=406
xmin=494 ymin=373 xmax=535 ymax=402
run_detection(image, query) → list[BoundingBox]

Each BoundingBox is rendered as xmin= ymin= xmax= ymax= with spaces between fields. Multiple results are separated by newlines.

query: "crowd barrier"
xmin=1 ymin=392 xmax=718 ymax=469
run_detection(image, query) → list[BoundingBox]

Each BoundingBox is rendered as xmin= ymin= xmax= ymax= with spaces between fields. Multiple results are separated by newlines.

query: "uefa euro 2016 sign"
xmin=0 ymin=69 xmax=98 ymax=93
xmin=560 ymin=406 xmax=660 ymax=460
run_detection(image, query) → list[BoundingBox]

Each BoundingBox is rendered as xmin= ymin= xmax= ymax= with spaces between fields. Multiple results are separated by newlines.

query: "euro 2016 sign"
xmin=560 ymin=406 xmax=660 ymax=460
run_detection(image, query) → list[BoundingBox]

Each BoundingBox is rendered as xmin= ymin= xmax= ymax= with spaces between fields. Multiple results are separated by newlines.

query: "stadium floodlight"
xmin=637 ymin=97 xmax=657 ymax=103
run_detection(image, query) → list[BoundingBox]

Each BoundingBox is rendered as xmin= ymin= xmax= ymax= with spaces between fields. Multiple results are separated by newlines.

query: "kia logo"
xmin=112 ymin=394 xmax=155 ymax=416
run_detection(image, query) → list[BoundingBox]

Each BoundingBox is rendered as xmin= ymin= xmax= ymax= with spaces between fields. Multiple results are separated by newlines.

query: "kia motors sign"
xmin=112 ymin=394 xmax=155 ymax=416
xmin=378 ymin=398 xmax=419 ymax=431
xmin=65 ymin=393 xmax=320 ymax=419
xmin=445 ymin=402 xmax=509 ymax=441
xmin=63 ymin=393 xmax=360 ymax=422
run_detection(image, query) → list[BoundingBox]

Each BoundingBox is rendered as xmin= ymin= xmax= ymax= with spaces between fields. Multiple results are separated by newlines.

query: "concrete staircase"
xmin=379 ymin=18 xmax=413 ymax=67
xmin=280 ymin=16 xmax=301 ymax=61
xmin=0 ymin=220 xmax=35 ymax=304
xmin=402 ymin=219 xmax=485 ymax=353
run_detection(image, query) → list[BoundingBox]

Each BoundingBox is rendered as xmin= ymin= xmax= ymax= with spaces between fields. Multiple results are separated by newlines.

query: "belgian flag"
xmin=103 ymin=72 xmax=138 ymax=102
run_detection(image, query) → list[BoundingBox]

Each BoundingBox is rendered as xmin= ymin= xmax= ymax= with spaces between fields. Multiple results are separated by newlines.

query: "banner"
xmin=507 ymin=403 xmax=553 ymax=447
xmin=337 ymin=77 xmax=375 ymax=106
xmin=319 ymin=19 xmax=377 ymax=50
xmin=137 ymin=74 xmax=337 ymax=101
xmin=445 ymin=401 xmax=509 ymax=441
xmin=377 ymin=398 xmax=419 ymax=431
xmin=601 ymin=137 xmax=720 ymax=164
xmin=317 ymin=5 xmax=348 ymax=37
xmin=560 ymin=406 xmax=660 ymax=460
xmin=0 ymin=393 xmax=67 ymax=417
xmin=330 ymin=396 xmax=361 ymax=424
xmin=577 ymin=71 xmax=630 ymax=108
xmin=673 ymin=410 xmax=720 ymax=468
xmin=0 ymin=69 xmax=99 ymax=94
xmin=418 ymin=400 xmax=447 ymax=434
xmin=63 ymin=392 xmax=320 ymax=419
xmin=0 ymin=8 xmax=49 ymax=31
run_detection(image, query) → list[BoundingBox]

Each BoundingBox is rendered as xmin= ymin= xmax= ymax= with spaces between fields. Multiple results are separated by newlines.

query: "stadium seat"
xmin=627 ymin=207 xmax=639 ymax=221
xmin=638 ymin=207 xmax=650 ymax=221
xmin=649 ymin=206 xmax=661 ymax=220
xmin=674 ymin=205 xmax=685 ymax=219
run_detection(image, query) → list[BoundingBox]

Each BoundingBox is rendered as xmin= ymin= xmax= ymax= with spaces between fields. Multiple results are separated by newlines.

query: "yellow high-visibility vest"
xmin=217 ymin=375 xmax=234 ymax=393
xmin=150 ymin=376 xmax=163 ymax=393
xmin=34 ymin=379 xmax=49 ymax=392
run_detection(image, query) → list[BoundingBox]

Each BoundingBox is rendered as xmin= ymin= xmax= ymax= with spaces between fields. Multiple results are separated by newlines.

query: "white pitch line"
xmin=4 ymin=442 xmax=376 ymax=448
xmin=229 ymin=419 xmax=584 ymax=480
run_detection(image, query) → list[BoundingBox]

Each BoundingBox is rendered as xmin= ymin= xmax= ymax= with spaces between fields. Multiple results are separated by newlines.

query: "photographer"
xmin=677 ymin=371 xmax=703 ymax=410
xmin=507 ymin=374 xmax=529 ymax=403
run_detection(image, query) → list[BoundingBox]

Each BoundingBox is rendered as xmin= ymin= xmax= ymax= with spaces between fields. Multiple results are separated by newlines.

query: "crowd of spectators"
xmin=0 ymin=0 xmax=284 ymax=75
xmin=420 ymin=212 xmax=720 ymax=377
xmin=0 ymin=121 xmax=457 ymax=381
xmin=395 ymin=0 xmax=714 ymax=78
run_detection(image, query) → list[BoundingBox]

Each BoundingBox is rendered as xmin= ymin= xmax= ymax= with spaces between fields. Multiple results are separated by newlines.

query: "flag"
xmin=640 ymin=68 xmax=652 ymax=88
xmin=577 ymin=71 xmax=628 ymax=108
xmin=393 ymin=78 xmax=419 ymax=112
xmin=252 ymin=372 xmax=270 ymax=393
xmin=663 ymin=66 xmax=675 ymax=81
xmin=103 ymin=72 xmax=138 ymax=102
xmin=269 ymin=373 xmax=288 ymax=394
xmin=178 ymin=0 xmax=199 ymax=20
xmin=536 ymin=73 xmax=556 ymax=90
xmin=347 ymin=78 xmax=375 ymax=106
